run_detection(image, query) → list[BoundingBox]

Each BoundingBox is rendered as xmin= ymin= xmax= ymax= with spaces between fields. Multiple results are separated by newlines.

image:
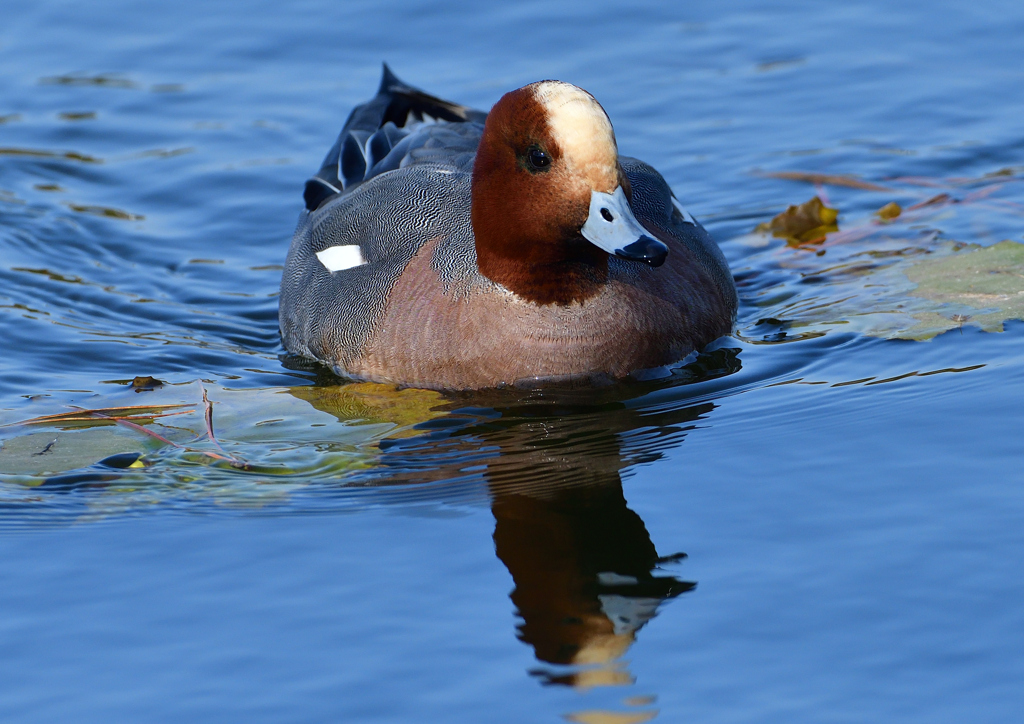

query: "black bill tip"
xmin=616 ymin=235 xmax=668 ymax=267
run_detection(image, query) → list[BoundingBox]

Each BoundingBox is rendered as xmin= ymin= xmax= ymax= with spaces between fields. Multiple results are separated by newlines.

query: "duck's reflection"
xmin=473 ymin=397 xmax=706 ymax=693
xmin=493 ymin=480 xmax=694 ymax=688
xmin=289 ymin=357 xmax=737 ymax=715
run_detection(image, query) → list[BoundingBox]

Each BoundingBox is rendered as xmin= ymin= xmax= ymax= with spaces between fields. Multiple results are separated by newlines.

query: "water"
xmin=2 ymin=1 xmax=1023 ymax=721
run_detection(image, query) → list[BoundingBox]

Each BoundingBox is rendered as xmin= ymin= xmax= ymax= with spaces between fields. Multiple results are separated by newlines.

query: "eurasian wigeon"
xmin=280 ymin=65 xmax=737 ymax=390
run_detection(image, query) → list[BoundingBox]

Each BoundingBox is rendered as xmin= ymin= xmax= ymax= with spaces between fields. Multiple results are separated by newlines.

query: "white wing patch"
xmin=316 ymin=245 xmax=367 ymax=272
xmin=672 ymin=197 xmax=697 ymax=226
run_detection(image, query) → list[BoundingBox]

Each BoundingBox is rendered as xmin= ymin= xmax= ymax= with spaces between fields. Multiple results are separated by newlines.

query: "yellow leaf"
xmin=758 ymin=196 xmax=839 ymax=245
xmin=876 ymin=201 xmax=902 ymax=220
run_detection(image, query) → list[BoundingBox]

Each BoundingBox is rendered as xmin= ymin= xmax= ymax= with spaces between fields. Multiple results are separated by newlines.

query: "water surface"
xmin=2 ymin=1 xmax=1023 ymax=721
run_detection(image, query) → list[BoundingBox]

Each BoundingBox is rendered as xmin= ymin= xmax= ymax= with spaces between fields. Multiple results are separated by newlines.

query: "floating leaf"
xmin=876 ymin=201 xmax=902 ymax=220
xmin=9 ymin=403 xmax=193 ymax=429
xmin=66 ymin=203 xmax=144 ymax=221
xmin=756 ymin=196 xmax=839 ymax=245
xmin=759 ymin=170 xmax=891 ymax=191
xmin=131 ymin=376 xmax=164 ymax=391
xmin=0 ymin=428 xmax=148 ymax=476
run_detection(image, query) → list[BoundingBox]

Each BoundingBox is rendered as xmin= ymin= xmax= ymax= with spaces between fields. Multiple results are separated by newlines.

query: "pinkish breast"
xmin=344 ymin=238 xmax=733 ymax=390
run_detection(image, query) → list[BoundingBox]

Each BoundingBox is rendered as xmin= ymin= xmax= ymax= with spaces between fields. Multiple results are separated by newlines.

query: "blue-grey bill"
xmin=580 ymin=186 xmax=668 ymax=267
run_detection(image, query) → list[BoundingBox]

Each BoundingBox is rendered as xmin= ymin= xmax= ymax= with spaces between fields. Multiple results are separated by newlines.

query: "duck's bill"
xmin=580 ymin=186 xmax=668 ymax=267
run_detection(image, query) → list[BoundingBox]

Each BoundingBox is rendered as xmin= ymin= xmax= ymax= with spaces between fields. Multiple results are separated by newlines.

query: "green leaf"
xmin=0 ymin=428 xmax=148 ymax=476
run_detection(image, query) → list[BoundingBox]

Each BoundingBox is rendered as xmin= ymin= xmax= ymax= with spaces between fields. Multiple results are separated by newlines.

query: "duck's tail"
xmin=304 ymin=64 xmax=487 ymax=210
xmin=374 ymin=63 xmax=487 ymax=128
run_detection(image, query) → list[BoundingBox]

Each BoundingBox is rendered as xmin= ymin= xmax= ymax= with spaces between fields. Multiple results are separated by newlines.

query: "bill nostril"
xmin=600 ymin=208 xmax=614 ymax=222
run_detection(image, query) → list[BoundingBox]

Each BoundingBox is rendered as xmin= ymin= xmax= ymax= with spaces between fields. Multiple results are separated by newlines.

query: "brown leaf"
xmin=757 ymin=196 xmax=839 ymax=245
xmin=906 ymin=193 xmax=953 ymax=211
xmin=131 ymin=376 xmax=164 ymax=391
xmin=760 ymin=171 xmax=892 ymax=192
xmin=9 ymin=403 xmax=192 ymax=427
xmin=66 ymin=203 xmax=144 ymax=221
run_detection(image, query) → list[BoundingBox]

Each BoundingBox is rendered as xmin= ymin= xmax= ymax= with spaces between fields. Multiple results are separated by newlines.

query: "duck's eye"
xmin=527 ymin=147 xmax=551 ymax=172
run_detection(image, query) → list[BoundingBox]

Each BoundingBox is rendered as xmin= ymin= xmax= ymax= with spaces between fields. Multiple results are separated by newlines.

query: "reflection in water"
xmin=369 ymin=385 xmax=717 ymax=720
xmin=493 ymin=482 xmax=693 ymax=689
xmin=475 ymin=398 xmax=707 ymax=721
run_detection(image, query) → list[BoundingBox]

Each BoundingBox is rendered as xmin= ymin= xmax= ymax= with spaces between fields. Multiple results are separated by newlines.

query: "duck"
xmin=280 ymin=65 xmax=737 ymax=390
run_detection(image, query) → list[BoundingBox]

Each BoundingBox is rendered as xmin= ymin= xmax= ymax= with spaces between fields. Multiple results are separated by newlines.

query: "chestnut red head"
xmin=471 ymin=81 xmax=666 ymax=306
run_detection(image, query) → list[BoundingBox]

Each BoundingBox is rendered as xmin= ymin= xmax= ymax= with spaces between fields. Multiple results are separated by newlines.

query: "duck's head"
xmin=471 ymin=81 xmax=667 ymax=306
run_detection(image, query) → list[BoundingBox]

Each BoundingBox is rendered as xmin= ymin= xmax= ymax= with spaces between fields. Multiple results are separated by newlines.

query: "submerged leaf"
xmin=58 ymin=111 xmax=97 ymax=121
xmin=0 ymin=147 xmax=102 ymax=163
xmin=39 ymin=73 xmax=137 ymax=89
xmin=0 ymin=429 xmax=148 ymax=476
xmin=290 ymin=382 xmax=447 ymax=437
xmin=904 ymin=240 xmax=1024 ymax=337
xmin=907 ymin=193 xmax=953 ymax=211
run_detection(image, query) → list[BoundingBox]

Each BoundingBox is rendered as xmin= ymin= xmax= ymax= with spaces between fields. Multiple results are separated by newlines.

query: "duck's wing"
xmin=281 ymin=163 xmax=476 ymax=373
xmin=304 ymin=65 xmax=488 ymax=210
xmin=619 ymin=156 xmax=737 ymax=315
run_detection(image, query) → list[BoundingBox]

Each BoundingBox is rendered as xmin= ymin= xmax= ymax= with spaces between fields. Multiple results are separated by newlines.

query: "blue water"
xmin=2 ymin=0 xmax=1024 ymax=721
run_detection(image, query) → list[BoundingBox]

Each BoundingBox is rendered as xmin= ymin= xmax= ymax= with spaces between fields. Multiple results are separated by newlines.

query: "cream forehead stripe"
xmin=531 ymin=81 xmax=618 ymax=189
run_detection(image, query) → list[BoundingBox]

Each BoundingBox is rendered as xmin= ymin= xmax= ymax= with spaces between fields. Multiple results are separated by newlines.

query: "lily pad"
xmin=0 ymin=428 xmax=147 ymax=475
xmin=903 ymin=240 xmax=1024 ymax=338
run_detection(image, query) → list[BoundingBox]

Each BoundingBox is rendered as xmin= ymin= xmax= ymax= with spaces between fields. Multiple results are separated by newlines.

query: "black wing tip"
xmin=379 ymin=62 xmax=406 ymax=94
xmin=304 ymin=179 xmax=339 ymax=211
xmin=375 ymin=64 xmax=486 ymax=125
xmin=303 ymin=65 xmax=487 ymax=208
